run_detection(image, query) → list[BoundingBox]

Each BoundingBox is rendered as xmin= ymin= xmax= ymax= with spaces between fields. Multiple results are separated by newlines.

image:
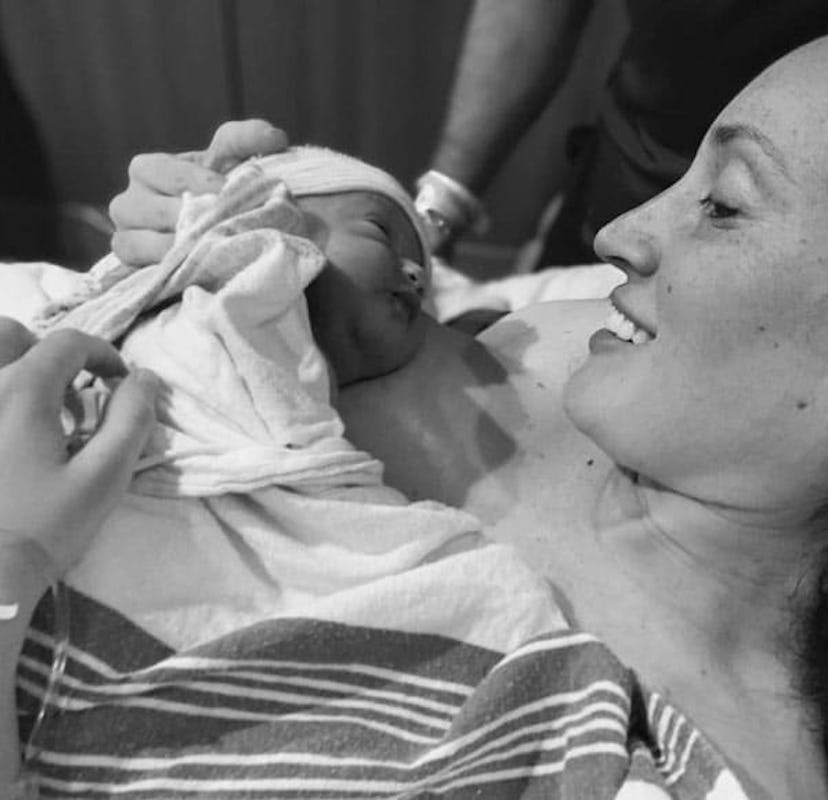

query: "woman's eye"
xmin=700 ymin=195 xmax=739 ymax=220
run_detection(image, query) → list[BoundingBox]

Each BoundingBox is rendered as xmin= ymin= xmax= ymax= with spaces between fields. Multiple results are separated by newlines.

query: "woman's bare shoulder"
xmin=339 ymin=301 xmax=609 ymax=512
xmin=479 ymin=299 xmax=609 ymax=381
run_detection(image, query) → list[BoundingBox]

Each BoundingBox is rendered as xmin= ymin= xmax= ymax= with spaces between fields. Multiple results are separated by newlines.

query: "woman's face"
xmin=564 ymin=38 xmax=828 ymax=509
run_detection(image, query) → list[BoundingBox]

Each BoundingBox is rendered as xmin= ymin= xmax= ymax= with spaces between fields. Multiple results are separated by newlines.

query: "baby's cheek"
xmin=355 ymin=295 xmax=425 ymax=373
xmin=396 ymin=312 xmax=428 ymax=365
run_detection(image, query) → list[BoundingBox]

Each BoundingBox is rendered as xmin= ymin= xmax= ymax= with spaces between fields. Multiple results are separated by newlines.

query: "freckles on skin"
xmin=801 ymin=291 xmax=828 ymax=358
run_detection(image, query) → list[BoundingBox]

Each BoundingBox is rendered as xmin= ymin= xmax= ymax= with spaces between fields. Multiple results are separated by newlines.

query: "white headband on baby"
xmin=252 ymin=146 xmax=431 ymax=288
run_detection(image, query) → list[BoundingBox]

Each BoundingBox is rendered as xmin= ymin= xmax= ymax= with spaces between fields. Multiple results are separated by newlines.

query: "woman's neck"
xmin=597 ymin=467 xmax=819 ymax=658
xmin=593 ymin=466 xmax=826 ymax=798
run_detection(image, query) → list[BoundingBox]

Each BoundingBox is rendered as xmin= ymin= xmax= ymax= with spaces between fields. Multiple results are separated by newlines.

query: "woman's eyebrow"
xmin=711 ymin=122 xmax=794 ymax=183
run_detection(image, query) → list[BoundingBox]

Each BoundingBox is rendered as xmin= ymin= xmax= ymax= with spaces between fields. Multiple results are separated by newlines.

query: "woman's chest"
xmin=475 ymin=459 xmax=826 ymax=799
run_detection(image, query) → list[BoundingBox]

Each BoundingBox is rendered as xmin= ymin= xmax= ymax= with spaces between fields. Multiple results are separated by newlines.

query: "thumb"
xmin=0 ymin=317 xmax=36 ymax=367
xmin=203 ymin=119 xmax=289 ymax=173
xmin=71 ymin=368 xmax=160 ymax=512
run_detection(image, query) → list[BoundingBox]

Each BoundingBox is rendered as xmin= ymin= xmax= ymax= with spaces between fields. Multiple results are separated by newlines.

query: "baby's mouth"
xmin=392 ymin=287 xmax=422 ymax=321
xmin=603 ymin=303 xmax=654 ymax=345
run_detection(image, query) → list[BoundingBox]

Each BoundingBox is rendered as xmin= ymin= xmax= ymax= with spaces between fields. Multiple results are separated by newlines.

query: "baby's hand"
xmin=109 ymin=120 xmax=288 ymax=267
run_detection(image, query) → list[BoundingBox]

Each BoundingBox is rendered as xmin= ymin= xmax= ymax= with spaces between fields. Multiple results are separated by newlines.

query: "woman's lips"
xmin=601 ymin=296 xmax=655 ymax=345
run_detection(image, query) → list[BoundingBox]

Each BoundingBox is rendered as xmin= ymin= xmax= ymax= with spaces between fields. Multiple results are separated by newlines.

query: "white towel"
xmin=35 ymin=162 xmax=386 ymax=496
xmin=28 ymin=159 xmax=482 ymax=649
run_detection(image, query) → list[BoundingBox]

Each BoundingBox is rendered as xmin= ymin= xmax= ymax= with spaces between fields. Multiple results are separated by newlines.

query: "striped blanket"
xmin=16 ymin=553 xmax=748 ymax=799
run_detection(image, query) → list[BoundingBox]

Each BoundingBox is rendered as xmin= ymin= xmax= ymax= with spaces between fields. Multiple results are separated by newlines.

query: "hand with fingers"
xmin=109 ymin=119 xmax=289 ymax=267
xmin=0 ymin=318 xmax=160 ymax=790
xmin=0 ymin=318 xmax=160 ymax=584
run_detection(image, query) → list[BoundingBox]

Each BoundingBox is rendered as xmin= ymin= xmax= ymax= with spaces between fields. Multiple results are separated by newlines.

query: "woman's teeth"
xmin=605 ymin=307 xmax=653 ymax=344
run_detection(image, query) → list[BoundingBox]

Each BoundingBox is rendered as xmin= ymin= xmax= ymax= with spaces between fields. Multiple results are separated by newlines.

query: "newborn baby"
xmin=31 ymin=146 xmax=481 ymax=649
xmin=42 ymin=146 xmax=439 ymax=492
xmin=120 ymin=146 xmax=436 ymax=494
xmin=242 ymin=147 xmax=431 ymax=390
xmin=293 ymin=173 xmax=428 ymax=389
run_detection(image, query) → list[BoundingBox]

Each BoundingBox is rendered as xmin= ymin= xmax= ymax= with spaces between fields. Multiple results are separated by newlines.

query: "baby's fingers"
xmin=18 ymin=330 xmax=125 ymax=413
xmin=70 ymin=369 xmax=160 ymax=518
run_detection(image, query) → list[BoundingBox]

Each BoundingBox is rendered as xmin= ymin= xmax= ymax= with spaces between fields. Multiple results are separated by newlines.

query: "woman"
xmin=351 ymin=36 xmax=828 ymax=796
xmin=4 ymin=35 xmax=828 ymax=799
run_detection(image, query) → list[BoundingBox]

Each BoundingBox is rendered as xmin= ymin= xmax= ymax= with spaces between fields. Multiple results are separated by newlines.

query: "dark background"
xmin=0 ymin=0 xmax=624 ymax=269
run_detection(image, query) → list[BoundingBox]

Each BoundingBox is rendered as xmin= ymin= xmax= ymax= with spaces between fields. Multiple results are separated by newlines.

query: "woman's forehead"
xmin=718 ymin=39 xmax=828 ymax=179
xmin=705 ymin=103 xmax=827 ymax=221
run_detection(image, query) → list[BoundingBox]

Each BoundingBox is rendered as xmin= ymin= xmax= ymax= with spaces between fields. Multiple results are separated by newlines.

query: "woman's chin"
xmin=561 ymin=359 xmax=605 ymax=437
xmin=562 ymin=343 xmax=647 ymax=465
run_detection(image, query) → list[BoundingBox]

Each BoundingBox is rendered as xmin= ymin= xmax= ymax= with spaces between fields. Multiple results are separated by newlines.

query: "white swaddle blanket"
xmin=29 ymin=158 xmax=482 ymax=649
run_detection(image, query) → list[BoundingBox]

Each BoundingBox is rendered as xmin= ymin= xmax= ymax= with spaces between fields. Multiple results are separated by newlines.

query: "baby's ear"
xmin=402 ymin=259 xmax=426 ymax=296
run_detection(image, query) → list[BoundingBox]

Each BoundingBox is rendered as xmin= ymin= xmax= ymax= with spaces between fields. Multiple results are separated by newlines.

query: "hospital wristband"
xmin=414 ymin=170 xmax=490 ymax=249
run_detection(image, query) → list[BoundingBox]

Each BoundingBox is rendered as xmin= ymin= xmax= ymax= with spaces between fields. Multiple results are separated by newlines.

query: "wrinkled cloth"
xmin=19 ymin=543 xmax=748 ymax=799
xmin=7 ymin=195 xmax=748 ymax=797
xmin=22 ymin=160 xmax=481 ymax=649
xmin=33 ymin=163 xmax=386 ymax=496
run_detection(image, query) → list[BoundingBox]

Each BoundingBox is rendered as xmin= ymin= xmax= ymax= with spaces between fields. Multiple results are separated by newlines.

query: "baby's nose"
xmin=401 ymin=259 xmax=426 ymax=296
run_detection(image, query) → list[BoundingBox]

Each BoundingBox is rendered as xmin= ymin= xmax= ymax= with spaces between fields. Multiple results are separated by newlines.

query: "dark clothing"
xmin=0 ymin=47 xmax=58 ymax=261
xmin=543 ymin=0 xmax=828 ymax=264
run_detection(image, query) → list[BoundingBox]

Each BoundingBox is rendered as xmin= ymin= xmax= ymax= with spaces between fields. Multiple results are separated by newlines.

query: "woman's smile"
xmin=603 ymin=303 xmax=654 ymax=344
xmin=589 ymin=298 xmax=655 ymax=352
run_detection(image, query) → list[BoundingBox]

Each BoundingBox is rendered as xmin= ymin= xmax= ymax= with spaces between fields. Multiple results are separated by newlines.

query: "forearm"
xmin=0 ymin=321 xmax=159 ymax=791
xmin=0 ymin=552 xmax=50 ymax=789
xmin=432 ymin=0 xmax=594 ymax=194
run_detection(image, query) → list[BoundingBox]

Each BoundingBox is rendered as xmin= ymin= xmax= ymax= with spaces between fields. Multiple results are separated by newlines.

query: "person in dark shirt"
xmin=0 ymin=47 xmax=57 ymax=261
xmin=415 ymin=0 xmax=828 ymax=265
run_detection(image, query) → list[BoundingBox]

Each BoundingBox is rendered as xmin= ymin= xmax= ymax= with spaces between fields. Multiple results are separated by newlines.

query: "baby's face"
xmin=298 ymin=191 xmax=427 ymax=387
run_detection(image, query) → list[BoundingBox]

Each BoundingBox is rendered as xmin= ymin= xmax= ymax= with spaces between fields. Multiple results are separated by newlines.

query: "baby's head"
xmin=257 ymin=147 xmax=431 ymax=387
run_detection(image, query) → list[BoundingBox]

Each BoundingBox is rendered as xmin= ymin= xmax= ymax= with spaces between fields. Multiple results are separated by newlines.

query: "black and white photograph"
xmin=1 ymin=2 xmax=827 ymax=798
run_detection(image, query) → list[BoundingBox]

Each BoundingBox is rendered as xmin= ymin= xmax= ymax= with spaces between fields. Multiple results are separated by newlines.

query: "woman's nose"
xmin=593 ymin=200 xmax=661 ymax=278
